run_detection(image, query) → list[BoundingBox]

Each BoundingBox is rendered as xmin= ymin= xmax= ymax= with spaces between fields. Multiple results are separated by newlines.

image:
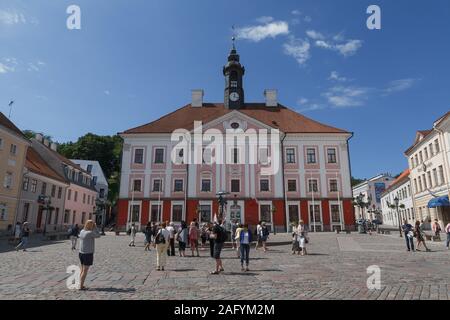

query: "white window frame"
xmin=133 ymin=148 xmax=145 ymax=164
xmin=308 ymin=201 xmax=323 ymax=230
xmin=259 ymin=178 xmax=270 ymax=192
xmin=170 ymin=201 xmax=185 ymax=223
xmin=0 ymin=203 xmax=7 ymax=220
xmin=307 ymin=178 xmax=319 ymax=193
xmin=258 ymin=201 xmax=273 ymax=230
xmin=127 ymin=201 xmax=142 ymax=228
xmin=151 ymin=178 xmax=163 ymax=192
xmin=285 ymin=147 xmax=296 ymax=164
xmin=150 ymin=201 xmax=163 ymax=223
xmin=287 ymin=179 xmax=297 ymax=192
xmin=153 ymin=147 xmax=165 ymax=164
xmin=198 ymin=201 xmax=213 ymax=223
xmin=326 ymin=147 xmax=338 ymax=164
xmin=173 ymin=178 xmax=184 ymax=192
xmin=230 ymin=178 xmax=241 ymax=193
xmin=200 ymin=178 xmax=212 ymax=193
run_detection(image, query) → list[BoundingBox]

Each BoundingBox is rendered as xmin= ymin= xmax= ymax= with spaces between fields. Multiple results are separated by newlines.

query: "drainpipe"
xmin=346 ymin=132 xmax=355 ymax=231
xmin=280 ymin=133 xmax=288 ymax=233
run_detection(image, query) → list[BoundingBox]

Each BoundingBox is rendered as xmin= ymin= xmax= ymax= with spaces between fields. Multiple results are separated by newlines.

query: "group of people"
xmin=13 ymin=221 xmax=31 ymax=251
xmin=401 ymin=219 xmax=450 ymax=252
xmin=291 ymin=220 xmax=309 ymax=255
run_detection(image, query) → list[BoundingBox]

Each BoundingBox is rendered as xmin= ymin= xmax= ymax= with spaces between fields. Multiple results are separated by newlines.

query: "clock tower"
xmin=223 ymin=40 xmax=245 ymax=109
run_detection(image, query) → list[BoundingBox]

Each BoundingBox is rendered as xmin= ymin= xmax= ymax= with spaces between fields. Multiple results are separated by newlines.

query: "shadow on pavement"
xmin=88 ymin=287 xmax=136 ymax=293
xmin=172 ymin=268 xmax=197 ymax=272
xmin=0 ymin=239 xmax=67 ymax=253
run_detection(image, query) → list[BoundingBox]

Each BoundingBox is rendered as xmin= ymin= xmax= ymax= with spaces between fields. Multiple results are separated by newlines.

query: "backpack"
xmin=262 ymin=227 xmax=269 ymax=237
xmin=155 ymin=230 xmax=166 ymax=244
xmin=67 ymin=227 xmax=73 ymax=235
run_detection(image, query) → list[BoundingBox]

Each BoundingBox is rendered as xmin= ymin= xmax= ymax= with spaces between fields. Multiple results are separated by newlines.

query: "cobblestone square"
xmin=1 ymin=232 xmax=449 ymax=300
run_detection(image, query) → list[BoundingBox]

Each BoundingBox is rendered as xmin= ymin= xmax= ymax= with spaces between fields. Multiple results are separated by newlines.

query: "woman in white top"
xmin=297 ymin=220 xmax=309 ymax=256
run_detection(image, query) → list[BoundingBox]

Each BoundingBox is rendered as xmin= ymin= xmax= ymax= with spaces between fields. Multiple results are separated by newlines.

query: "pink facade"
xmin=65 ymin=183 xmax=97 ymax=226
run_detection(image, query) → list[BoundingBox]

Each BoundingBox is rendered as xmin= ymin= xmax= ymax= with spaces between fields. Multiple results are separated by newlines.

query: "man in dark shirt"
xmin=211 ymin=220 xmax=225 ymax=274
xmin=402 ymin=220 xmax=415 ymax=252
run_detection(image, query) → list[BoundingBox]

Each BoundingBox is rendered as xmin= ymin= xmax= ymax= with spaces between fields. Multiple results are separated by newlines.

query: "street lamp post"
xmin=394 ymin=196 xmax=403 ymax=238
xmin=353 ymin=193 xmax=370 ymax=234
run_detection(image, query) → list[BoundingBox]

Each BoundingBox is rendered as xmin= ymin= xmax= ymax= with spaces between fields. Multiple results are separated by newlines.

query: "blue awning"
xmin=428 ymin=196 xmax=450 ymax=208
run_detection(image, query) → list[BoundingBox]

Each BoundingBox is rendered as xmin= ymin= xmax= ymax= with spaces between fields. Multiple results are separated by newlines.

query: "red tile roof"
xmin=382 ymin=169 xmax=410 ymax=195
xmin=0 ymin=112 xmax=27 ymax=139
xmin=26 ymin=147 xmax=67 ymax=184
xmin=120 ymin=103 xmax=350 ymax=134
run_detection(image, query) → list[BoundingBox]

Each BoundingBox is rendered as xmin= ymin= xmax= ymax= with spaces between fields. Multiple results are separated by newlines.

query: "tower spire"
xmin=223 ymin=29 xmax=245 ymax=109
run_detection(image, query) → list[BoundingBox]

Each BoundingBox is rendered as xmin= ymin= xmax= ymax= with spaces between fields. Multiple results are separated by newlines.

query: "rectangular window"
xmin=4 ymin=172 xmax=13 ymax=189
xmin=130 ymin=205 xmax=139 ymax=222
xmin=309 ymin=204 xmax=321 ymax=222
xmin=41 ymin=182 xmax=47 ymax=195
xmin=427 ymin=171 xmax=432 ymax=188
xmin=134 ymin=148 xmax=144 ymax=164
xmin=152 ymin=179 xmax=162 ymax=192
xmin=422 ymin=174 xmax=427 ymax=190
xmin=151 ymin=204 xmax=161 ymax=222
xmin=287 ymin=180 xmax=297 ymax=192
xmin=154 ymin=148 xmax=164 ymax=164
xmin=435 ymin=139 xmax=440 ymax=153
xmin=288 ymin=205 xmax=299 ymax=223
xmin=68 ymin=189 xmax=72 ymax=201
xmin=418 ymin=176 xmax=422 ymax=192
xmin=133 ymin=179 xmax=142 ymax=192
xmin=429 ymin=143 xmax=434 ymax=156
xmin=260 ymin=204 xmax=272 ymax=223
xmin=329 ymin=179 xmax=338 ymax=192
xmin=58 ymin=187 xmax=62 ymax=199
xmin=201 ymin=179 xmax=211 ymax=192
xmin=174 ymin=179 xmax=183 ymax=192
xmin=22 ymin=177 xmax=29 ymax=191
xmin=415 ymin=155 xmax=419 ymax=167
xmin=433 ymin=168 xmax=438 ymax=186
xmin=327 ymin=148 xmax=337 ymax=163
xmin=74 ymin=191 xmax=78 ymax=202
xmin=232 ymin=148 xmax=239 ymax=164
xmin=0 ymin=138 xmax=3 ymax=149
xmin=200 ymin=204 xmax=212 ymax=222
xmin=259 ymin=148 xmax=269 ymax=165
xmin=331 ymin=204 xmax=341 ymax=222
xmin=0 ymin=204 xmax=7 ymax=220
xmin=286 ymin=148 xmax=296 ymax=164
xmin=414 ymin=179 xmax=418 ymax=193
xmin=64 ymin=210 xmax=70 ymax=224
xmin=47 ymin=210 xmax=53 ymax=225
xmin=231 ymin=179 xmax=240 ymax=193
xmin=438 ymin=165 xmax=445 ymax=185
xmin=202 ymin=148 xmax=212 ymax=164
xmin=308 ymin=179 xmax=318 ymax=192
xmin=172 ymin=204 xmax=183 ymax=222
xmin=424 ymin=147 xmax=428 ymax=160
xmin=23 ymin=203 xmax=30 ymax=222
xmin=54 ymin=208 xmax=60 ymax=225
xmin=306 ymin=148 xmax=316 ymax=164
xmin=410 ymin=157 xmax=415 ymax=168
xmin=81 ymin=212 xmax=86 ymax=224
xmin=87 ymin=164 xmax=93 ymax=173
xmin=51 ymin=185 xmax=56 ymax=197
xmin=231 ymin=80 xmax=237 ymax=87
xmin=260 ymin=179 xmax=269 ymax=192
xmin=419 ymin=151 xmax=423 ymax=164
xmin=99 ymin=188 xmax=105 ymax=199
xmin=10 ymin=144 xmax=17 ymax=155
xmin=72 ymin=211 xmax=76 ymax=225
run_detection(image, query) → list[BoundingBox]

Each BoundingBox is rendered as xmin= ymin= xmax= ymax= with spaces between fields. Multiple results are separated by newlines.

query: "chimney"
xmin=50 ymin=142 xmax=58 ymax=151
xmin=35 ymin=133 xmax=43 ymax=142
xmin=43 ymin=139 xmax=50 ymax=147
xmin=191 ymin=89 xmax=204 ymax=107
xmin=264 ymin=89 xmax=278 ymax=107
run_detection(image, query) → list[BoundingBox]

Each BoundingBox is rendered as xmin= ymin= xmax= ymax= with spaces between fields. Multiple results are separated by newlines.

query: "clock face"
xmin=229 ymin=92 xmax=240 ymax=102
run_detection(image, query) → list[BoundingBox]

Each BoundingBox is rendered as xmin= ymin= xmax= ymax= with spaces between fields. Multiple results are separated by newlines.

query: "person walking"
xmin=260 ymin=222 xmax=269 ymax=252
xmin=166 ymin=222 xmax=176 ymax=256
xmin=297 ymin=220 xmax=309 ymax=256
xmin=154 ymin=222 xmax=170 ymax=271
xmin=401 ymin=219 xmax=415 ymax=252
xmin=238 ymin=224 xmax=252 ymax=271
xmin=69 ymin=224 xmax=80 ymax=251
xmin=14 ymin=222 xmax=22 ymax=246
xmin=78 ymin=220 xmax=101 ymax=290
xmin=144 ymin=222 xmax=152 ymax=251
xmin=445 ymin=222 xmax=450 ymax=250
xmin=230 ymin=219 xmax=238 ymax=250
xmin=128 ymin=223 xmax=137 ymax=247
xmin=207 ymin=223 xmax=215 ymax=258
xmin=255 ymin=221 xmax=262 ymax=250
xmin=189 ymin=221 xmax=200 ymax=257
xmin=415 ymin=220 xmax=431 ymax=252
xmin=15 ymin=222 xmax=30 ymax=251
xmin=210 ymin=220 xmax=226 ymax=274
xmin=235 ymin=223 xmax=243 ymax=258
xmin=432 ymin=219 xmax=442 ymax=241
xmin=177 ymin=221 xmax=188 ymax=257
xmin=291 ymin=222 xmax=300 ymax=254
xmin=200 ymin=223 xmax=207 ymax=251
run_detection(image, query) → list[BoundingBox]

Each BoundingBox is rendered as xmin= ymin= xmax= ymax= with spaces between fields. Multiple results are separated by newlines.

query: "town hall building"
xmin=117 ymin=46 xmax=355 ymax=233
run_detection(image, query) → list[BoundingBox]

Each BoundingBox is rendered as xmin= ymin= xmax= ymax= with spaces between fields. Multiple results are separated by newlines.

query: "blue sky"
xmin=0 ymin=0 xmax=449 ymax=179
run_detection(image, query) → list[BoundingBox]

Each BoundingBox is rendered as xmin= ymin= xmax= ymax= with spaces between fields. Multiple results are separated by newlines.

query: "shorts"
xmin=213 ymin=242 xmax=224 ymax=259
xmin=79 ymin=253 xmax=94 ymax=266
xmin=179 ymin=241 xmax=186 ymax=251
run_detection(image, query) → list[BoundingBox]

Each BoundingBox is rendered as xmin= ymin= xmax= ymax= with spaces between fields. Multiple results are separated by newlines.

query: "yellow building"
xmin=0 ymin=112 xmax=30 ymax=234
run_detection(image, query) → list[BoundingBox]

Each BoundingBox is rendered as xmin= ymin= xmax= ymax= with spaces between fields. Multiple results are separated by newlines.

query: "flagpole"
xmin=311 ymin=172 xmax=316 ymax=233
xmin=336 ymin=172 xmax=344 ymax=231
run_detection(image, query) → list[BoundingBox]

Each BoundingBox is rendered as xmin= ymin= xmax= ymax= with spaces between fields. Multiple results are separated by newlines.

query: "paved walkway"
xmin=1 ymin=232 xmax=449 ymax=300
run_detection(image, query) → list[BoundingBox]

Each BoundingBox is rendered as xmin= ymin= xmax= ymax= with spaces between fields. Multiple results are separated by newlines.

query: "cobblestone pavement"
xmin=1 ymin=232 xmax=449 ymax=300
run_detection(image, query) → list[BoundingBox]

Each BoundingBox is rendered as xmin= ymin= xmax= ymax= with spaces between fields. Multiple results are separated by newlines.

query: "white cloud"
xmin=383 ymin=78 xmax=420 ymax=95
xmin=0 ymin=58 xmax=18 ymax=74
xmin=0 ymin=10 xmax=26 ymax=25
xmin=291 ymin=10 xmax=301 ymax=15
xmin=335 ymin=40 xmax=363 ymax=56
xmin=283 ymin=37 xmax=311 ymax=65
xmin=298 ymin=97 xmax=309 ymax=105
xmin=306 ymin=30 xmax=325 ymax=40
xmin=298 ymin=103 xmax=325 ymax=113
xmin=328 ymin=71 xmax=347 ymax=82
xmin=315 ymin=40 xmax=333 ymax=49
xmin=236 ymin=21 xmax=289 ymax=42
xmin=304 ymin=16 xmax=312 ymax=23
xmin=323 ymin=85 xmax=370 ymax=108
xmin=104 ymin=90 xmax=111 ymax=95
xmin=255 ymin=16 xmax=274 ymax=24
xmin=27 ymin=60 xmax=46 ymax=72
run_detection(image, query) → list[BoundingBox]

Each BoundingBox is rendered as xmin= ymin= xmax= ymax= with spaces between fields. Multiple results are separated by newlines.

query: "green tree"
xmin=351 ymin=176 xmax=365 ymax=187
